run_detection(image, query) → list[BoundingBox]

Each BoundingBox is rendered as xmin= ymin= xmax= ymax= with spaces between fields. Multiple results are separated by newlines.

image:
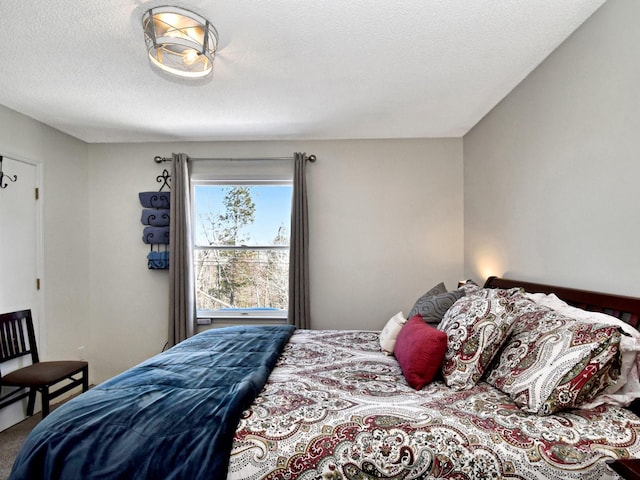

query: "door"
xmin=0 ymin=156 xmax=40 ymax=431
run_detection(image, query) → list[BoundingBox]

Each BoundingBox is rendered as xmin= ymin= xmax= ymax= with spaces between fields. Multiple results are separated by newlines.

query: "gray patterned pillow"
xmin=408 ymin=283 xmax=464 ymax=325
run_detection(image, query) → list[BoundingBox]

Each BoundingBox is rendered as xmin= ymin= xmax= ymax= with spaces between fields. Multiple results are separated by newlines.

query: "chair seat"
xmin=1 ymin=361 xmax=88 ymax=387
xmin=1 ymin=310 xmax=90 ymax=418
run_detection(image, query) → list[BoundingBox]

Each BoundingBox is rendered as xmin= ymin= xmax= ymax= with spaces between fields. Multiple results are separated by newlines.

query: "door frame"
xmin=0 ymin=152 xmax=45 ymax=356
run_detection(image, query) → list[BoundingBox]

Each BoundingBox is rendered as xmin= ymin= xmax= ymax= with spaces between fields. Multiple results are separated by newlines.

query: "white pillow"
xmin=379 ymin=312 xmax=407 ymax=355
xmin=525 ymin=292 xmax=640 ymax=408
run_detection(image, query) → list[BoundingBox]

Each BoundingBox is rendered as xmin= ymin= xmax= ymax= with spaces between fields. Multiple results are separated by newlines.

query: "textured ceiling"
xmin=0 ymin=0 xmax=606 ymax=143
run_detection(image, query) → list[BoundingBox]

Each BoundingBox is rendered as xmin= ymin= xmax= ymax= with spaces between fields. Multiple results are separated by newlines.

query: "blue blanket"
xmin=9 ymin=325 xmax=295 ymax=480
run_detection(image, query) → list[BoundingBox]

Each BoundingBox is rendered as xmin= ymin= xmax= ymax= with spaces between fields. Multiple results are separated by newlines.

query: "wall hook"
xmin=0 ymin=156 xmax=18 ymax=189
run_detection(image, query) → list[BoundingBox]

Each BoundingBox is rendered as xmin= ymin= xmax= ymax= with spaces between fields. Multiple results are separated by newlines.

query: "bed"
xmin=8 ymin=277 xmax=640 ymax=480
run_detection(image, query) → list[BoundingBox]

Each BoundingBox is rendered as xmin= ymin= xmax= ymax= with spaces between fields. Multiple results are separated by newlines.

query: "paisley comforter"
xmin=228 ymin=330 xmax=640 ymax=480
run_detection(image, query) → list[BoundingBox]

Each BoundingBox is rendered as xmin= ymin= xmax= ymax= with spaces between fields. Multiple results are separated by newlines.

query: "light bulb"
xmin=182 ymin=48 xmax=200 ymax=66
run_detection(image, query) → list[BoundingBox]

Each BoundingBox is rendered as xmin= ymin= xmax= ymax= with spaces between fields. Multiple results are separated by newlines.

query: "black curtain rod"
xmin=153 ymin=154 xmax=316 ymax=163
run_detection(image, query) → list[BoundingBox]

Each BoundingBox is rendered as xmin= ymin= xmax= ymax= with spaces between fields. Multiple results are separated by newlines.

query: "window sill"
xmin=196 ymin=316 xmax=288 ymax=326
xmin=196 ymin=316 xmax=288 ymax=333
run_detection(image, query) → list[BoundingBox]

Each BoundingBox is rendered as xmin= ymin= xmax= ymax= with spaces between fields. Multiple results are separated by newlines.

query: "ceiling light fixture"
xmin=142 ymin=6 xmax=218 ymax=79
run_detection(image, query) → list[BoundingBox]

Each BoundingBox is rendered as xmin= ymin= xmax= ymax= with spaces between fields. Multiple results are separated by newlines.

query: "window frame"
xmin=191 ymin=178 xmax=292 ymax=322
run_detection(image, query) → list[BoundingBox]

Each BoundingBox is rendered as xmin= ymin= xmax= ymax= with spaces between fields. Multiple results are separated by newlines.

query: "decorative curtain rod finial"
xmin=154 ymin=156 xmax=165 ymax=164
xmin=307 ymin=154 xmax=316 ymax=162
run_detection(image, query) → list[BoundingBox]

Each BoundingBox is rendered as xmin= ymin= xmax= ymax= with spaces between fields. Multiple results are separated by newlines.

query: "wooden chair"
xmin=0 ymin=309 xmax=88 ymax=418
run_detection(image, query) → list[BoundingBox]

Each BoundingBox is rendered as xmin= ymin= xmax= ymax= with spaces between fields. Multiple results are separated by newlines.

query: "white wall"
xmin=0 ymin=105 xmax=90 ymax=363
xmin=463 ymin=0 xmax=640 ymax=297
xmin=88 ymin=138 xmax=463 ymax=382
xmin=306 ymin=140 xmax=463 ymax=329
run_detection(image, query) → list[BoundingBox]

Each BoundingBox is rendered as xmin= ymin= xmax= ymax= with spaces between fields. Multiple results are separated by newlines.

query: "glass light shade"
xmin=143 ymin=6 xmax=218 ymax=79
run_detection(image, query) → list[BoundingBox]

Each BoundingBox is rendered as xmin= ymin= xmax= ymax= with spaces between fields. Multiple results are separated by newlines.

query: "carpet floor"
xmin=0 ymin=412 xmax=42 ymax=480
xmin=0 ymin=390 xmax=87 ymax=480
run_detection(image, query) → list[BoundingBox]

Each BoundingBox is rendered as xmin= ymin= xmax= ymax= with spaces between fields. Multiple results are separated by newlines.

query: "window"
xmin=192 ymin=173 xmax=292 ymax=321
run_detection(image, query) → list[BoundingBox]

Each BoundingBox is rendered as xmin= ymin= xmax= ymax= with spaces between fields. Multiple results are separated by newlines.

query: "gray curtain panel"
xmin=168 ymin=153 xmax=195 ymax=346
xmin=288 ymin=152 xmax=311 ymax=329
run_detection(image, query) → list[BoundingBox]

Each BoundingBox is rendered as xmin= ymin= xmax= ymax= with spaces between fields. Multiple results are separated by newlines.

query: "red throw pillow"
xmin=394 ymin=315 xmax=447 ymax=389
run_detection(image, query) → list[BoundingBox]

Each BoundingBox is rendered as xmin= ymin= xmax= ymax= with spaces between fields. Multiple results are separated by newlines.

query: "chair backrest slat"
xmin=0 ymin=321 xmax=10 ymax=359
xmin=17 ymin=318 xmax=28 ymax=353
xmin=6 ymin=318 xmax=24 ymax=357
xmin=0 ymin=310 xmax=38 ymax=368
xmin=7 ymin=319 xmax=17 ymax=357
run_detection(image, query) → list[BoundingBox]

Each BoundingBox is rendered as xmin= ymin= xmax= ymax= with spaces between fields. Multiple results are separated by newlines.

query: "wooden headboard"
xmin=484 ymin=276 xmax=640 ymax=328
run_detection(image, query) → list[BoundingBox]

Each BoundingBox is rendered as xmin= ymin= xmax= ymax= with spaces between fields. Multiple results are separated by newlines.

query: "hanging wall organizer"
xmin=139 ymin=169 xmax=171 ymax=269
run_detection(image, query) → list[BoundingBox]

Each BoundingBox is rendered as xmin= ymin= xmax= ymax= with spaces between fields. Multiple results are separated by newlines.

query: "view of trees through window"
xmin=194 ymin=185 xmax=291 ymax=313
